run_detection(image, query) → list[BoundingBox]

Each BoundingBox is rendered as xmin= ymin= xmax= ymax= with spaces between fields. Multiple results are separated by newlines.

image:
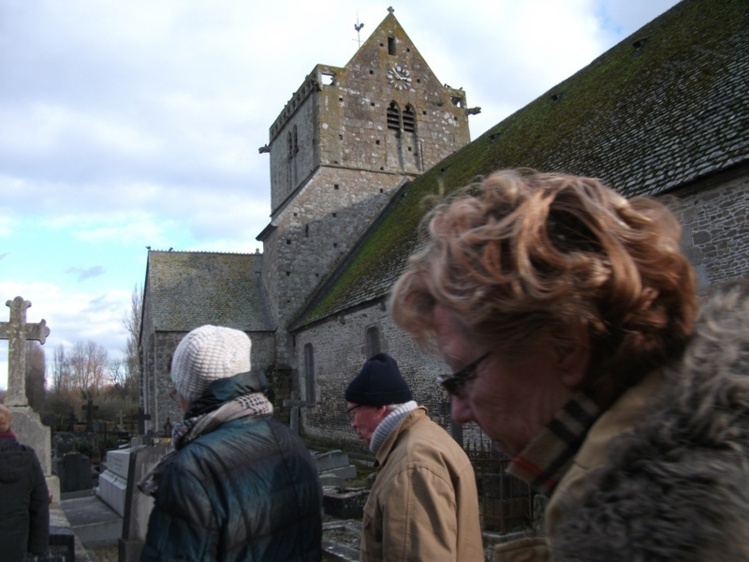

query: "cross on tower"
xmin=0 ymin=296 xmax=51 ymax=407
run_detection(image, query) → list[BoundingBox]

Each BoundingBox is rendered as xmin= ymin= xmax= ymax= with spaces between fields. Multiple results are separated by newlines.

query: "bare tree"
xmin=52 ymin=344 xmax=71 ymax=393
xmin=69 ymin=341 xmax=109 ymax=395
xmin=122 ymin=285 xmax=143 ymax=400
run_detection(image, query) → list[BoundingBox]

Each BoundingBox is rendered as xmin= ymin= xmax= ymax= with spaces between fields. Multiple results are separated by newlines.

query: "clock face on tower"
xmin=387 ymin=65 xmax=412 ymax=90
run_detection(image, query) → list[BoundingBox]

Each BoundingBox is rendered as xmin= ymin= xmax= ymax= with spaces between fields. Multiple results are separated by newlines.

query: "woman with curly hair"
xmin=390 ymin=170 xmax=749 ymax=561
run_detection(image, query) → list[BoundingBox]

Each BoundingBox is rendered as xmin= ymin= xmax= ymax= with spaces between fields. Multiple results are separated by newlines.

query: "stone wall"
xmin=262 ymin=167 xmax=405 ymax=365
xmin=269 ymin=83 xmax=319 ymax=212
xmin=675 ymin=173 xmax=749 ymax=290
xmin=296 ymin=300 xmax=484 ymax=450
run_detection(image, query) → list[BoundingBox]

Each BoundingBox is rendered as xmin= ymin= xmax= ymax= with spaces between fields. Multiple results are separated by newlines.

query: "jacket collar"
xmin=185 ymin=371 xmax=265 ymax=418
xmin=374 ymin=406 xmax=427 ymax=467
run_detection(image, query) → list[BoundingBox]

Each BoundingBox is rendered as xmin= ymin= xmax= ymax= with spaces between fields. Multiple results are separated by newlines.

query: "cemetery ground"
xmin=59 ymin=442 xmax=511 ymax=561
xmin=58 ymin=443 xmax=373 ymax=562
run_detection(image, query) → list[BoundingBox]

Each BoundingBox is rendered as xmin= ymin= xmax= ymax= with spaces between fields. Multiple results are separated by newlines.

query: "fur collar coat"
xmin=496 ymin=283 xmax=749 ymax=562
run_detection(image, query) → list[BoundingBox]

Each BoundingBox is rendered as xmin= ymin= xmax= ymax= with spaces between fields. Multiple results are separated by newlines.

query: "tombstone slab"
xmin=98 ymin=449 xmax=132 ymax=517
xmin=56 ymin=453 xmax=93 ymax=494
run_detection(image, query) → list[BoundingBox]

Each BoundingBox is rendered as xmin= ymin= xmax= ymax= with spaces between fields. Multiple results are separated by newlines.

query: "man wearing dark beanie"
xmin=345 ymin=353 xmax=483 ymax=561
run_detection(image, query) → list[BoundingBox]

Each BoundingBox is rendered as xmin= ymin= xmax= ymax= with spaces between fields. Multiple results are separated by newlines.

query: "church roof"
xmin=144 ymin=251 xmax=274 ymax=333
xmin=290 ymin=0 xmax=749 ymax=330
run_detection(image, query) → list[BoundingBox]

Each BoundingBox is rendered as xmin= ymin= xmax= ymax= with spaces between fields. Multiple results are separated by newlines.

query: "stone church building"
xmin=140 ymin=0 xmax=749 ymax=450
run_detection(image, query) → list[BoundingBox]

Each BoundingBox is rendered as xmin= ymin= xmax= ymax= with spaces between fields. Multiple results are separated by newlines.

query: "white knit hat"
xmin=171 ymin=325 xmax=252 ymax=404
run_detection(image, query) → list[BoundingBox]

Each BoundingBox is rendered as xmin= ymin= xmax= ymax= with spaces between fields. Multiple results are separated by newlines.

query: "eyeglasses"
xmin=346 ymin=404 xmax=363 ymax=421
xmin=437 ymin=352 xmax=491 ymax=397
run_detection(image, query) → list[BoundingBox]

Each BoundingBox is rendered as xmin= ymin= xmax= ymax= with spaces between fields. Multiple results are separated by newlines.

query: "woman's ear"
xmin=556 ymin=325 xmax=590 ymax=389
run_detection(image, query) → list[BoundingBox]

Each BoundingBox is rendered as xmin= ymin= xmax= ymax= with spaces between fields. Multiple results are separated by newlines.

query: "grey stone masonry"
xmin=0 ymin=296 xmax=50 ymax=406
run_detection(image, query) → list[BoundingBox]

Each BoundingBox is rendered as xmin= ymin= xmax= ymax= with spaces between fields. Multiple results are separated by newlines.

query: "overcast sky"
xmin=0 ymin=0 xmax=681 ymax=390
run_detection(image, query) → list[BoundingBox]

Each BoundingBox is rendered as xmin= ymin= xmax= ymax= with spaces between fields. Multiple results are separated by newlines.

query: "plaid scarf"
xmin=138 ymin=392 xmax=273 ymax=496
xmin=508 ymin=391 xmax=601 ymax=495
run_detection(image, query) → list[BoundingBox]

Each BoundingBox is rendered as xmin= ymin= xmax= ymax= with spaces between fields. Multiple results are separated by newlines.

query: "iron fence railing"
xmin=464 ymin=441 xmax=534 ymax=534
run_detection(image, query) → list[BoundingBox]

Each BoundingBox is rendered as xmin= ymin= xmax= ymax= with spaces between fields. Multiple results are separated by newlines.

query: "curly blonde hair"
xmin=390 ymin=170 xmax=697 ymax=400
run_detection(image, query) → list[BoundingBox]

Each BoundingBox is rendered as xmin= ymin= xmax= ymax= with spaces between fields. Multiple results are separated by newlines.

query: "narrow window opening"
xmin=387 ymin=101 xmax=401 ymax=131
xmin=403 ymin=105 xmax=416 ymax=133
xmin=304 ymin=344 xmax=316 ymax=403
xmin=388 ymin=36 xmax=396 ymax=55
xmin=366 ymin=326 xmax=381 ymax=358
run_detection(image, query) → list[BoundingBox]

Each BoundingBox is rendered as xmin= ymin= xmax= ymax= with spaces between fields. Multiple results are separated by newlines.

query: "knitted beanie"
xmin=172 ymin=325 xmax=251 ymax=404
xmin=345 ymin=352 xmax=413 ymax=406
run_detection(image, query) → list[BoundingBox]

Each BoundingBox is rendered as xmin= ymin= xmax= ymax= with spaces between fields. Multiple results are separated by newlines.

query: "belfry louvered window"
xmin=387 ymin=102 xmax=401 ymax=131
xmin=402 ymin=105 xmax=416 ymax=132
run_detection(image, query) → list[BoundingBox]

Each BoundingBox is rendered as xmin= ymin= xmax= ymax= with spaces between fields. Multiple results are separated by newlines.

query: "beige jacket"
xmin=361 ymin=407 xmax=483 ymax=562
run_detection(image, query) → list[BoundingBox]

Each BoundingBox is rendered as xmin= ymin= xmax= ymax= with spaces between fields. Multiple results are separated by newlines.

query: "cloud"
xmin=66 ymin=265 xmax=106 ymax=282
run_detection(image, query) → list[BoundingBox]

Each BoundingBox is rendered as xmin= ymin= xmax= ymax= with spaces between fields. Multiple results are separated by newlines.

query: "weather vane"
xmin=354 ymin=12 xmax=364 ymax=48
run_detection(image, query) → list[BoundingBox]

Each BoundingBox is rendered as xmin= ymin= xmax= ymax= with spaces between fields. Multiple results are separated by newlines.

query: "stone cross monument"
xmin=0 ymin=296 xmax=59 ymax=501
xmin=0 ymin=296 xmax=51 ymax=406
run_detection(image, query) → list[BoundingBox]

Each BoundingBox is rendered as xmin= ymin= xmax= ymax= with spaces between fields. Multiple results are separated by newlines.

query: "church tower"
xmin=258 ymin=8 xmax=475 ymax=366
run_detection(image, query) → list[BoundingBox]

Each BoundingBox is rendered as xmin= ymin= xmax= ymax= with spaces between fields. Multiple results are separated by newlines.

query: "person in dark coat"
xmin=139 ymin=325 xmax=323 ymax=562
xmin=0 ymin=403 xmax=49 ymax=562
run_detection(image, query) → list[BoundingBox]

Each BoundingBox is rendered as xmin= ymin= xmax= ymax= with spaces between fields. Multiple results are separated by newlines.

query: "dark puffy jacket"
xmin=141 ymin=373 xmax=323 ymax=562
xmin=0 ymin=435 xmax=49 ymax=562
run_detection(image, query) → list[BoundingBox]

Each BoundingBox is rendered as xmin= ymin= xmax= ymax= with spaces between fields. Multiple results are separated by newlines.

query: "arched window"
xmin=293 ymin=125 xmax=299 ymax=154
xmin=403 ymin=104 xmax=416 ymax=133
xmin=304 ymin=343 xmax=316 ymax=403
xmin=366 ymin=326 xmax=381 ymax=358
xmin=387 ymin=101 xmax=401 ymax=131
xmin=287 ymin=131 xmax=293 ymax=161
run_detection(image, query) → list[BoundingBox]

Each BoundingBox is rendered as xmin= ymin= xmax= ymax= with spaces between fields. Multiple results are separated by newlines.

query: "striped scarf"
xmin=138 ymin=392 xmax=273 ymax=496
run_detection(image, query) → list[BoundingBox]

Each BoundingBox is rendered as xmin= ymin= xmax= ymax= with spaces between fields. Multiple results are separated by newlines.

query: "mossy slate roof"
xmin=145 ymin=251 xmax=273 ymax=332
xmin=291 ymin=0 xmax=749 ymax=330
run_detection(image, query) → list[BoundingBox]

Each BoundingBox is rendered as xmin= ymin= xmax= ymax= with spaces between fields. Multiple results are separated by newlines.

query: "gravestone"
xmin=0 ymin=296 xmax=50 ymax=406
xmin=119 ymin=441 xmax=172 ymax=562
xmin=98 ymin=448 xmax=131 ymax=517
xmin=0 ymin=296 xmax=60 ymax=501
xmin=52 ymin=432 xmax=77 ymax=459
xmin=55 ymin=452 xmax=93 ymax=494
